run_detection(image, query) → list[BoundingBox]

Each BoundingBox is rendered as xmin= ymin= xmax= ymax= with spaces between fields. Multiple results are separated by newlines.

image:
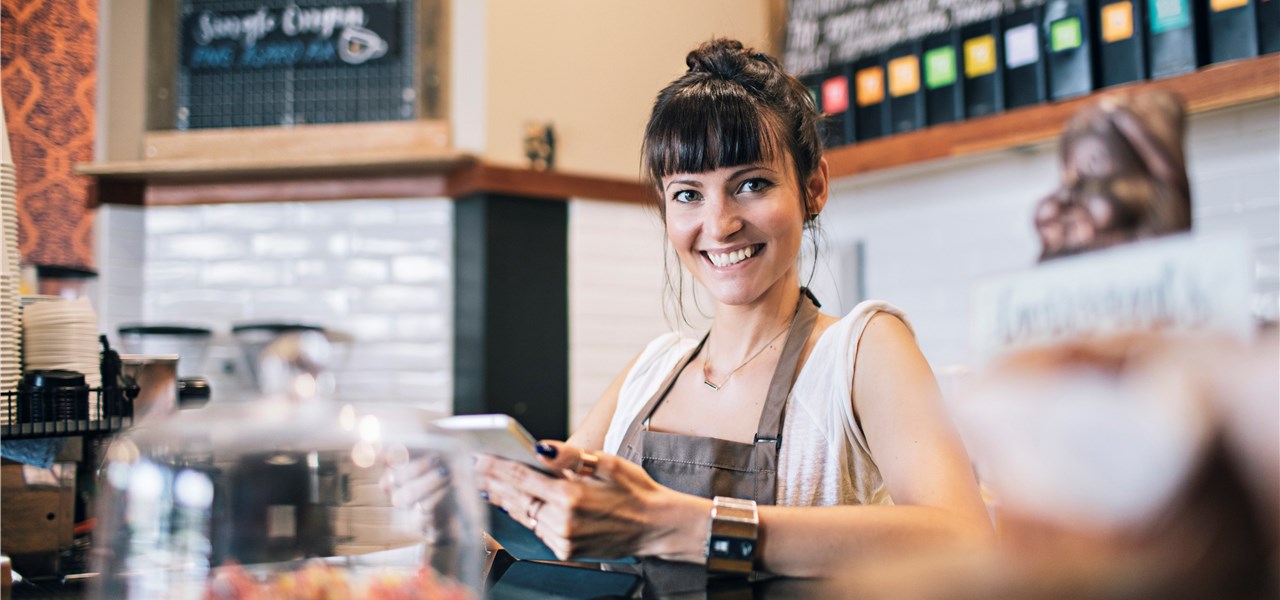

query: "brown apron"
xmin=612 ymin=289 xmax=821 ymax=595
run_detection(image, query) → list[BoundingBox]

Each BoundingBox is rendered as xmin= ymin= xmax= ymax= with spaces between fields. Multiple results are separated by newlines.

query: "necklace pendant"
xmin=703 ymin=380 xmax=721 ymax=391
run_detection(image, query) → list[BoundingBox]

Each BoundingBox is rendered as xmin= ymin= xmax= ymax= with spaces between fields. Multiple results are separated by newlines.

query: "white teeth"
xmin=708 ymin=246 xmax=756 ymax=267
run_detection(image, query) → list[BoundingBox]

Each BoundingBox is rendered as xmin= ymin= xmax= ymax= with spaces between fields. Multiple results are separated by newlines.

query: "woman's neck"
xmin=706 ymin=278 xmax=802 ymax=365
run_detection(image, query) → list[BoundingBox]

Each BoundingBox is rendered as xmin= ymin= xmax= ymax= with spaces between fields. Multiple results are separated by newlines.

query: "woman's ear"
xmin=806 ymin=157 xmax=830 ymax=218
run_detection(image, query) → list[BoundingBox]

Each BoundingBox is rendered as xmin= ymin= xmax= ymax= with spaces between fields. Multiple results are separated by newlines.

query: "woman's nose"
xmin=704 ymin=196 xmax=743 ymax=240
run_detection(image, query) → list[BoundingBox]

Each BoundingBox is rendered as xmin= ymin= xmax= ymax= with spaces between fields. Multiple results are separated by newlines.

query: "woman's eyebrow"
xmin=728 ymin=165 xmax=777 ymax=180
xmin=664 ymin=179 xmax=703 ymax=191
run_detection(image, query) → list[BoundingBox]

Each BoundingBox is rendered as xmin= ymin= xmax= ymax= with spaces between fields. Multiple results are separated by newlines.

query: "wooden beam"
xmin=446 ymin=163 xmax=654 ymax=204
xmin=81 ymin=159 xmax=651 ymax=206
xmin=144 ymin=174 xmax=451 ymax=205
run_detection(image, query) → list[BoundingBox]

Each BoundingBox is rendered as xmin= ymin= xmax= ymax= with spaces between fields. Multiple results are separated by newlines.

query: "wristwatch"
xmin=705 ymin=496 xmax=759 ymax=575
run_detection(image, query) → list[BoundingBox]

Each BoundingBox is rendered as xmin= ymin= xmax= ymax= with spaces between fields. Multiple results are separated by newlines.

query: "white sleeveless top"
xmin=602 ymin=300 xmax=910 ymax=507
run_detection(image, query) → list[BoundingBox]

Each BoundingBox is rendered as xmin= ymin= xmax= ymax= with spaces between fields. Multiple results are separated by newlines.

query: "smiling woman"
xmin=467 ymin=38 xmax=992 ymax=592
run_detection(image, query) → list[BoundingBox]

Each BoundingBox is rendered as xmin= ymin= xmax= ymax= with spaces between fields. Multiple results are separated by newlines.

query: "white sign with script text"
xmin=970 ymin=234 xmax=1255 ymax=362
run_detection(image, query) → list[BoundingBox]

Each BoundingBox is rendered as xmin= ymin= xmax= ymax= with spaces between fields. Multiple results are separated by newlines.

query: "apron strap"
xmin=616 ymin=288 xmax=822 ymax=456
xmin=617 ymin=334 xmax=707 ymax=457
xmin=754 ymin=288 xmax=821 ymax=447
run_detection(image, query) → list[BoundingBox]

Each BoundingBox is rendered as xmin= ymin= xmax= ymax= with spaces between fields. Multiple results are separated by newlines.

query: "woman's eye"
xmin=672 ymin=189 xmax=702 ymax=203
xmin=738 ymin=178 xmax=774 ymax=194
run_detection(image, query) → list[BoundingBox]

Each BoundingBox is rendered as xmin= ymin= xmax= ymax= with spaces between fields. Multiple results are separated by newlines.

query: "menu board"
xmin=176 ymin=0 xmax=418 ymax=129
xmin=786 ymin=0 xmax=1050 ymax=76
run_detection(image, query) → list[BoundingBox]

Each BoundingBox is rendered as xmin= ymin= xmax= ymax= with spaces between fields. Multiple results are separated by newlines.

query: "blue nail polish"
xmin=535 ymin=443 xmax=557 ymax=458
xmin=498 ymin=507 xmax=508 ymax=515
xmin=437 ymin=465 xmax=449 ymax=477
xmin=480 ymin=491 xmax=489 ymax=501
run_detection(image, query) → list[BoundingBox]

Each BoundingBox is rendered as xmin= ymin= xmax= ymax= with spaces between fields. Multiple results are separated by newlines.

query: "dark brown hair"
xmin=642 ymin=38 xmax=825 ymax=218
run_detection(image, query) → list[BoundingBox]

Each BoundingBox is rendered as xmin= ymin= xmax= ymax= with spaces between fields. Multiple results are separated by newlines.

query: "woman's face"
xmin=662 ymin=155 xmax=826 ymax=307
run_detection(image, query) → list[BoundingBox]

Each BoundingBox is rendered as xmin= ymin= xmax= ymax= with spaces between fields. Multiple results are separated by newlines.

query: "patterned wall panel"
xmin=1 ymin=0 xmax=97 ymax=269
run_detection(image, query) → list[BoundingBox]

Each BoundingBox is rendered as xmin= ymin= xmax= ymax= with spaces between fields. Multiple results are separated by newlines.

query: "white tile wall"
xmin=121 ymin=198 xmax=454 ymax=413
xmin=567 ymin=199 xmax=672 ymax=429
xmin=94 ymin=204 xmax=146 ymax=344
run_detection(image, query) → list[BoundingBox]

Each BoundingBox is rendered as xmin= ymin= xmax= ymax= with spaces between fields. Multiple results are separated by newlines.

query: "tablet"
xmin=434 ymin=414 xmax=548 ymax=472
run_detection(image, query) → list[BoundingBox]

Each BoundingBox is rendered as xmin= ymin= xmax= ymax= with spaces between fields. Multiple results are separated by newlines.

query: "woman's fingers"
xmin=533 ymin=440 xmax=631 ymax=482
xmin=475 ymin=451 xmax=658 ymax=559
xmin=476 ymin=454 xmax=570 ymax=502
xmin=531 ymin=439 xmax=580 ymax=473
xmin=383 ymin=456 xmax=450 ymax=509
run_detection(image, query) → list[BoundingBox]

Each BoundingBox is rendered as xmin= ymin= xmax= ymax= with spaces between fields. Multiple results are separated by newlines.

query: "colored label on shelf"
xmin=1004 ymin=24 xmax=1041 ymax=68
xmin=964 ymin=35 xmax=998 ymax=78
xmin=1210 ymin=0 xmax=1248 ymax=11
xmin=1102 ymin=2 xmax=1136 ymax=42
xmin=924 ymin=46 xmax=958 ymax=89
xmin=856 ymin=66 xmax=885 ymax=106
xmin=1150 ymin=0 xmax=1192 ymax=33
xmin=821 ymin=75 xmax=850 ymax=114
xmin=1050 ymin=18 xmax=1085 ymax=52
xmin=888 ymin=56 xmax=921 ymax=97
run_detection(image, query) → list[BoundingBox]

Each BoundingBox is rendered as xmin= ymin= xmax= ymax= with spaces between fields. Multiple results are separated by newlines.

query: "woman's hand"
xmin=475 ymin=440 xmax=710 ymax=562
xmin=381 ymin=453 xmax=455 ymax=539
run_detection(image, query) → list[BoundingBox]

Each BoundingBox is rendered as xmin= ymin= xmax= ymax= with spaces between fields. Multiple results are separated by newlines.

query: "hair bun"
xmin=685 ymin=38 xmax=751 ymax=76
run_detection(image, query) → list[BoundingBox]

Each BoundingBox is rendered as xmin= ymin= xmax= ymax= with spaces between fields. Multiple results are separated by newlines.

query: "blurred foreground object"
xmin=90 ymin=332 xmax=485 ymax=599
xmin=867 ymin=332 xmax=1279 ymax=600
xmin=1035 ymin=92 xmax=1191 ymax=261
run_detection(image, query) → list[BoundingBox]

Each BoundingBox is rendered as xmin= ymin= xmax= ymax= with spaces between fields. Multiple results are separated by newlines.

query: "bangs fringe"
xmin=643 ymin=82 xmax=785 ymax=188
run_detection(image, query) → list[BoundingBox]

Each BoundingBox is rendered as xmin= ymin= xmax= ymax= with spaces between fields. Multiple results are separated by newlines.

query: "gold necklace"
xmin=702 ymin=324 xmax=790 ymax=391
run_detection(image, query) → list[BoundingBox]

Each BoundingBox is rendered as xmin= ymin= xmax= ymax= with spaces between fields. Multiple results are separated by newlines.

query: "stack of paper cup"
xmin=0 ymin=274 xmax=17 ymax=424
xmin=23 ymin=298 xmax=101 ymax=419
xmin=1 ymin=97 xmax=19 ymax=423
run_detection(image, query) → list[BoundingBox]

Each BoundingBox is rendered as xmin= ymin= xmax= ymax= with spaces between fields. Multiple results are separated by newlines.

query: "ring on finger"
xmin=576 ymin=451 xmax=599 ymax=478
xmin=525 ymin=498 xmax=545 ymax=531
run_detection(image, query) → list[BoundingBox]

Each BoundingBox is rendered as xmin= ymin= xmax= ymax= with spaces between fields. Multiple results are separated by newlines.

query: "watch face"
xmin=709 ymin=536 xmax=755 ymax=559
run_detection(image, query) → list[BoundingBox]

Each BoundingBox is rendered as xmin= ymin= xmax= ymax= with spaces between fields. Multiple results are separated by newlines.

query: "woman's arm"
xmin=564 ymin=353 xmax=639 ymax=451
xmin=478 ymin=314 xmax=990 ymax=576
xmin=478 ymin=444 xmax=989 ymax=576
xmin=751 ymin=312 xmax=991 ymax=576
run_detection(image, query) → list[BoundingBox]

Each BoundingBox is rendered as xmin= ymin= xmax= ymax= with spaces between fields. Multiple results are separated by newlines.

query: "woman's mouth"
xmin=702 ymin=244 xmax=764 ymax=268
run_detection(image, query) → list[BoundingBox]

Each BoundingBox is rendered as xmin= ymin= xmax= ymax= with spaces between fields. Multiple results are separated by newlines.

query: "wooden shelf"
xmin=81 ymin=158 xmax=653 ymax=206
xmin=78 ymin=118 xmax=655 ymax=206
xmin=826 ymin=54 xmax=1280 ymax=179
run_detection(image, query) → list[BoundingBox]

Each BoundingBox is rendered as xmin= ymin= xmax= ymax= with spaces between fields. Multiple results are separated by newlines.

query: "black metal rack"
xmin=0 ymin=386 xmax=137 ymax=440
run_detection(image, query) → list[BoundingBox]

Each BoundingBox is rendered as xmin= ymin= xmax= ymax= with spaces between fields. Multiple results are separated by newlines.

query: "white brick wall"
xmin=130 ymin=198 xmax=454 ymax=413
xmin=94 ymin=204 xmax=146 ymax=344
xmin=567 ymin=199 xmax=674 ymax=429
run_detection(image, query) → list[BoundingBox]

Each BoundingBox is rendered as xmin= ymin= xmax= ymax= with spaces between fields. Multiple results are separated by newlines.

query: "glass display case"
xmin=90 ymin=332 xmax=483 ymax=599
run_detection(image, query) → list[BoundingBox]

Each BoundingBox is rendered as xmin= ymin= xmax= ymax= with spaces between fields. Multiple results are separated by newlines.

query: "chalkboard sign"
xmin=786 ymin=0 xmax=1050 ymax=76
xmin=181 ymin=4 xmax=399 ymax=71
xmin=177 ymin=0 xmax=417 ymax=129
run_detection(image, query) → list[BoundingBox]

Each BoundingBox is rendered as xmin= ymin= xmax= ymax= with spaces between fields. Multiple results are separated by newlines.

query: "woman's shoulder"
xmin=625 ymin=331 xmax=699 ymax=386
xmin=825 ymin=299 xmax=915 ymax=343
xmin=798 ymin=299 xmax=915 ymax=383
